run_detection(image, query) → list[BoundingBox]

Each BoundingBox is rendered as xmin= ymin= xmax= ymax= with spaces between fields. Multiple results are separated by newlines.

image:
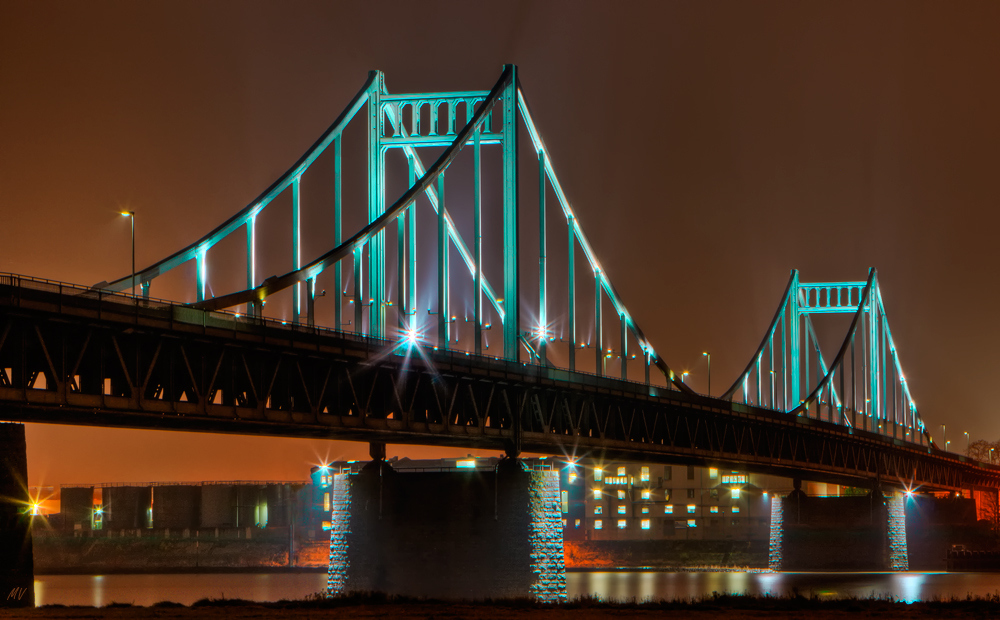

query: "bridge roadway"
xmin=1 ymin=274 xmax=996 ymax=492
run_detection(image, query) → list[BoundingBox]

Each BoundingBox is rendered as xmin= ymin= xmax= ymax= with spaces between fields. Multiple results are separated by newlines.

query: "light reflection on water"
xmin=32 ymin=571 xmax=1000 ymax=607
xmin=568 ymin=571 xmax=1000 ymax=603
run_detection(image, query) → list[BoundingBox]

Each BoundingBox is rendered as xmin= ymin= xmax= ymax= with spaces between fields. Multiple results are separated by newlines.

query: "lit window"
xmin=665 ymin=505 xmax=673 ymax=514
xmin=618 ymin=505 xmax=626 ymax=514
xmin=687 ymin=519 xmax=696 ymax=528
xmin=563 ymin=518 xmax=568 ymax=527
xmin=321 ymin=520 xmax=332 ymax=530
xmin=710 ymin=506 xmax=718 ymax=514
xmin=641 ymin=489 xmax=651 ymax=500
xmin=617 ymin=466 xmax=626 ymax=476
xmin=457 ymin=459 xmax=476 ymax=468
xmin=641 ymin=506 xmax=649 ymax=514
xmin=594 ymin=506 xmax=603 ymax=515
xmin=641 ymin=519 xmax=651 ymax=530
xmin=575 ymin=519 xmax=581 ymax=528
xmin=569 ymin=471 xmax=578 ymax=484
xmin=687 ymin=504 xmax=696 ymax=514
xmin=731 ymin=488 xmax=741 ymax=499
xmin=640 ymin=466 xmax=650 ymax=482
xmin=617 ymin=519 xmax=627 ymax=529
xmin=617 ymin=490 xmax=626 ymax=500
xmin=593 ymin=489 xmax=602 ymax=500
xmin=561 ymin=490 xmax=569 ymax=513
xmin=323 ymin=493 xmax=330 ymax=512
xmin=595 ymin=520 xmax=603 ymax=530
xmin=594 ymin=468 xmax=603 ymax=482
xmin=709 ymin=468 xmax=718 ymax=479
xmin=732 ymin=506 xmax=740 ymax=513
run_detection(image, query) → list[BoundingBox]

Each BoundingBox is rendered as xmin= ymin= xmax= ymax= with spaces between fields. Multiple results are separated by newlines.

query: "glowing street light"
xmin=682 ymin=371 xmax=689 ymax=384
xmin=702 ymin=351 xmax=712 ymax=396
xmin=964 ymin=431 xmax=969 ymax=454
xmin=121 ymin=211 xmax=135 ymax=296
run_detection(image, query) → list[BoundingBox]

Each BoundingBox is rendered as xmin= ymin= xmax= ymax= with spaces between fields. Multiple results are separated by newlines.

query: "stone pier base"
xmin=326 ymin=459 xmax=566 ymax=601
xmin=769 ymin=489 xmax=908 ymax=571
xmin=0 ymin=423 xmax=33 ymax=607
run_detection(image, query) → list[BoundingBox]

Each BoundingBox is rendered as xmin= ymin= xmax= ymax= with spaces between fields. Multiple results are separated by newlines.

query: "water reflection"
xmin=565 ymin=571 xmax=1000 ymax=602
xmin=31 ymin=571 xmax=1000 ymax=607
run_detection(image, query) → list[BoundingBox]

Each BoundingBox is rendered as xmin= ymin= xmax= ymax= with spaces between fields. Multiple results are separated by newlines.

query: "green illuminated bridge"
xmin=1 ymin=66 xmax=996 ymax=492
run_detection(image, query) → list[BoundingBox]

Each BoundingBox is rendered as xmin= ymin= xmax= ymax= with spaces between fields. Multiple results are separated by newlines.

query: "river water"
xmin=31 ymin=571 xmax=1000 ymax=606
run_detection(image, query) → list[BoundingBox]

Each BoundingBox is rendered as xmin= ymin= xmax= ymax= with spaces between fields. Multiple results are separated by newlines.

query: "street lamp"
xmin=940 ymin=424 xmax=946 ymax=451
xmin=682 ymin=371 xmax=689 ymax=384
xmin=702 ymin=351 xmax=711 ymax=396
xmin=121 ymin=211 xmax=135 ymax=296
xmin=964 ymin=431 xmax=970 ymax=455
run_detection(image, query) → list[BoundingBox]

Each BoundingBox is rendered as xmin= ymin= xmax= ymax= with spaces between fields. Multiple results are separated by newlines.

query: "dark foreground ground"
xmin=4 ymin=595 xmax=1000 ymax=619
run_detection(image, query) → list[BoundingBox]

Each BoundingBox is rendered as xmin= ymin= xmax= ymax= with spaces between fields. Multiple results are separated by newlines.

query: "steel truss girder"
xmin=0 ymin=282 xmax=994 ymax=492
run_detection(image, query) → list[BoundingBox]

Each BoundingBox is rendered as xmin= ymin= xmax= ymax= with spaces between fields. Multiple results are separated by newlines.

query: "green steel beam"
xmin=334 ymin=135 xmax=343 ymax=331
xmin=438 ymin=172 xmax=449 ymax=350
xmin=292 ymin=177 xmax=301 ymax=324
xmin=502 ymin=64 xmax=519 ymax=361
xmin=538 ymin=151 xmax=547 ymax=363
xmin=367 ymin=72 xmax=386 ymax=338
xmin=567 ymin=216 xmax=576 ymax=372
xmin=474 ymin=118 xmax=483 ymax=356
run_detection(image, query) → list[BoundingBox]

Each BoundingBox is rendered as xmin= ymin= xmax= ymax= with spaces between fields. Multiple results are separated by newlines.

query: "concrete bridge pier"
xmin=0 ymin=422 xmax=34 ymax=607
xmin=769 ymin=479 xmax=908 ymax=571
xmin=326 ymin=451 xmax=566 ymax=601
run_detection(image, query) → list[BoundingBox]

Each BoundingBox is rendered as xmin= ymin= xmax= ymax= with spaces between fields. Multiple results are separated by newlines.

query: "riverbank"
xmin=5 ymin=594 xmax=1000 ymax=619
xmin=33 ymin=536 xmax=769 ymax=574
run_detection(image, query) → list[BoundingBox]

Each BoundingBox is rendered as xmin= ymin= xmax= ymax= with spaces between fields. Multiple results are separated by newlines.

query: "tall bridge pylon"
xmin=100 ymin=65 xmax=694 ymax=393
xmin=722 ymin=269 xmax=931 ymax=447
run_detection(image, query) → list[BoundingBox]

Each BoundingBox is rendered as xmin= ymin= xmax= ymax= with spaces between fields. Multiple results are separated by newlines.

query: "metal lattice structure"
xmin=99 ymin=65 xmax=690 ymax=392
xmin=722 ymin=269 xmax=930 ymax=446
xmin=3 ymin=65 xmax=984 ymax=489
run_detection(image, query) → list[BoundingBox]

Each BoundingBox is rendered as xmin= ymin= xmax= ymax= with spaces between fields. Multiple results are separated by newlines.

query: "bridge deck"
xmin=0 ymin=275 xmax=995 ymax=492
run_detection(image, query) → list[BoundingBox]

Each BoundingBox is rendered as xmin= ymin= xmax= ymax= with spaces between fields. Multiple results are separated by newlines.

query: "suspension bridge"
xmin=0 ymin=65 xmax=995 ymax=492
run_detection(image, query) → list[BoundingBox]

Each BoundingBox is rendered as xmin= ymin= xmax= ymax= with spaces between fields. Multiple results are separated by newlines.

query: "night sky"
xmin=3 ymin=2 xmax=1000 ymax=487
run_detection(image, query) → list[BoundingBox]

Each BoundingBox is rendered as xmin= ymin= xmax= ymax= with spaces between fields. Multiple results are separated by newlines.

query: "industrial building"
xmin=309 ymin=457 xmax=838 ymax=543
xmin=42 ymin=457 xmax=842 ymax=544
xmin=51 ymin=481 xmax=307 ymax=537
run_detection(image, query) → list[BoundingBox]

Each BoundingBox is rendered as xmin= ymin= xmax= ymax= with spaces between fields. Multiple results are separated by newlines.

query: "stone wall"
xmin=326 ymin=461 xmax=566 ymax=601
xmin=775 ymin=492 xmax=892 ymax=571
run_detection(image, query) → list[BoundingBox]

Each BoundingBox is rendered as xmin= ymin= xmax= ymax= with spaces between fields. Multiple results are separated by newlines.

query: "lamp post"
xmin=121 ymin=211 xmax=135 ymax=296
xmin=682 ymin=371 xmax=689 ymax=384
xmin=941 ymin=424 xmax=946 ymax=451
xmin=702 ymin=351 xmax=711 ymax=396
xmin=965 ymin=431 xmax=970 ymax=455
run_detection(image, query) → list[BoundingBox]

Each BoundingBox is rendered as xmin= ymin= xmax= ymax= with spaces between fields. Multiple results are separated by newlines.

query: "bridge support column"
xmin=768 ymin=482 xmax=907 ymax=571
xmin=326 ymin=457 xmax=566 ymax=601
xmin=0 ymin=422 xmax=34 ymax=607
